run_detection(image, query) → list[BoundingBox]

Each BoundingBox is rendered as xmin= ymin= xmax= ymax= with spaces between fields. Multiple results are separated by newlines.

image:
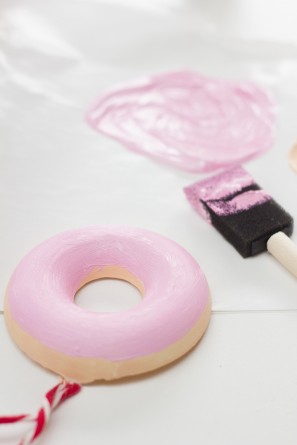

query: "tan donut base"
xmin=4 ymin=266 xmax=211 ymax=384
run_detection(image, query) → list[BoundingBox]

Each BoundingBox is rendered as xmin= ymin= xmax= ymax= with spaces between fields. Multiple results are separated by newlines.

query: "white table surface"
xmin=1 ymin=1 xmax=297 ymax=444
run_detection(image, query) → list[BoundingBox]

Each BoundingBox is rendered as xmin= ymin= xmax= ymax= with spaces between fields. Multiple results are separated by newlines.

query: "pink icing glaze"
xmin=86 ymin=71 xmax=275 ymax=172
xmin=6 ymin=226 xmax=209 ymax=361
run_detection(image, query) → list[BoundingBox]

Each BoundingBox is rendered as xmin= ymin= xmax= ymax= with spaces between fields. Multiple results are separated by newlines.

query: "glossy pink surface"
xmin=6 ymin=226 xmax=209 ymax=360
xmin=86 ymin=71 xmax=275 ymax=172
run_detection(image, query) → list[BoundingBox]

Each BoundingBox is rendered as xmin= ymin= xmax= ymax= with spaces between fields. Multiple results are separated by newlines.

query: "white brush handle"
xmin=267 ymin=232 xmax=297 ymax=278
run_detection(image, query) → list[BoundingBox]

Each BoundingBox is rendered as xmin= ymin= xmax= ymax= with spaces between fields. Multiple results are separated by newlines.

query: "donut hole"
xmin=74 ymin=266 xmax=144 ymax=313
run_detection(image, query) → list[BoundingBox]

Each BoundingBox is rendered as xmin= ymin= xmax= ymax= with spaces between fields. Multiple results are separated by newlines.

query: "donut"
xmin=4 ymin=226 xmax=211 ymax=383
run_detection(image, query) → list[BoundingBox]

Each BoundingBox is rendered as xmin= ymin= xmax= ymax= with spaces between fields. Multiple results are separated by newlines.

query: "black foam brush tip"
xmin=184 ymin=166 xmax=293 ymax=258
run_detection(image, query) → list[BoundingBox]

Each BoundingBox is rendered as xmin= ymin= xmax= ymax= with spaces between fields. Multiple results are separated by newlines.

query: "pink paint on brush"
xmin=86 ymin=71 xmax=275 ymax=172
xmin=184 ymin=166 xmax=271 ymax=221
xmin=207 ymin=190 xmax=271 ymax=216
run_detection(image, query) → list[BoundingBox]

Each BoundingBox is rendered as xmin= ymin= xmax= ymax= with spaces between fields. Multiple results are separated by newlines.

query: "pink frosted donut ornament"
xmin=4 ymin=226 xmax=211 ymax=383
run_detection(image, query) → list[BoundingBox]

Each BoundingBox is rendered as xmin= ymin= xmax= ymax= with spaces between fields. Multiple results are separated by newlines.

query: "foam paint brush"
xmin=184 ymin=166 xmax=297 ymax=278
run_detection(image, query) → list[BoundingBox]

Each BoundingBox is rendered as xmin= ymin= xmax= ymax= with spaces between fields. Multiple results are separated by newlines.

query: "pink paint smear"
xmin=86 ymin=71 xmax=275 ymax=173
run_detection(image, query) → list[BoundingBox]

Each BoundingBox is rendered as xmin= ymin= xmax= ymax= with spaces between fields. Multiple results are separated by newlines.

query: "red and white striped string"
xmin=0 ymin=380 xmax=81 ymax=444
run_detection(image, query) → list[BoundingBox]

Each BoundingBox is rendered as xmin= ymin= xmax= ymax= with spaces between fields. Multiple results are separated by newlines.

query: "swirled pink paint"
xmin=86 ymin=71 xmax=275 ymax=173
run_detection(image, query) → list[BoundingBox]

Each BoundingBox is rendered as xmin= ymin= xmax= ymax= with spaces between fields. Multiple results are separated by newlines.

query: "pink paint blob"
xmin=86 ymin=71 xmax=275 ymax=172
